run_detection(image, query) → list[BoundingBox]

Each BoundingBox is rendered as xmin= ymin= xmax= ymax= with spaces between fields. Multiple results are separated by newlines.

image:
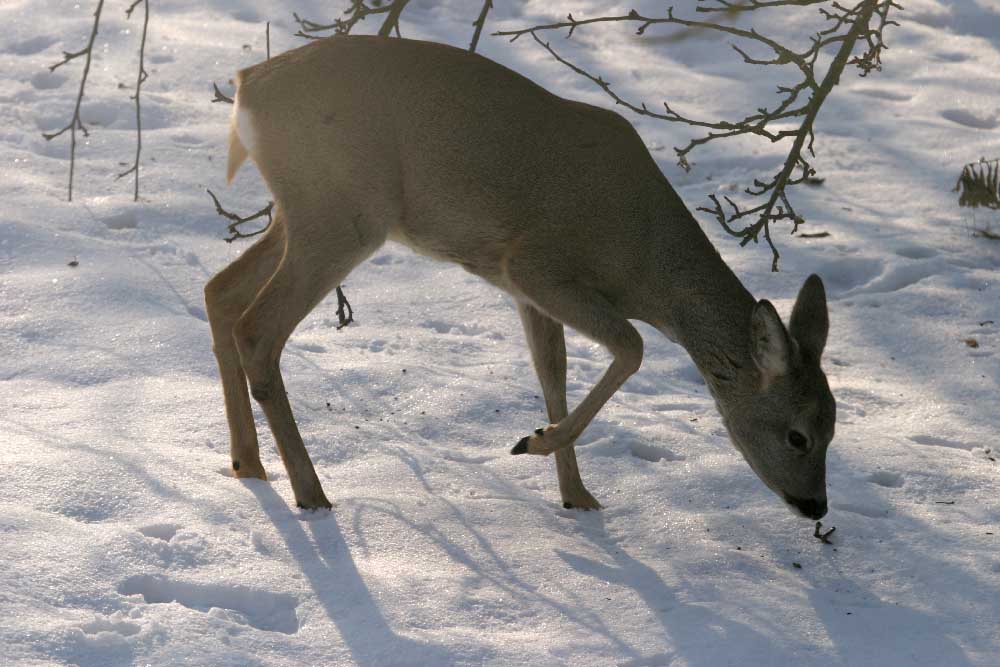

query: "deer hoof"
xmin=295 ymin=496 xmax=333 ymax=511
xmin=511 ymin=437 xmax=530 ymax=455
xmin=562 ymin=496 xmax=603 ymax=511
xmin=232 ymin=459 xmax=267 ymax=480
xmin=511 ymin=425 xmax=558 ymax=456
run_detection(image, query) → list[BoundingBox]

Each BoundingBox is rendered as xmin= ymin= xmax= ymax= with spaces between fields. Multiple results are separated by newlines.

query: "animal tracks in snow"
xmin=940 ymin=109 xmax=999 ymax=130
xmin=138 ymin=523 xmax=180 ymax=542
xmin=909 ymin=434 xmax=974 ymax=451
xmin=118 ymin=575 xmax=300 ymax=634
xmin=629 ymin=442 xmax=685 ymax=464
xmin=79 ymin=614 xmax=141 ymax=637
xmin=867 ymin=471 xmax=905 ymax=488
xmin=851 ymin=87 xmax=912 ymax=102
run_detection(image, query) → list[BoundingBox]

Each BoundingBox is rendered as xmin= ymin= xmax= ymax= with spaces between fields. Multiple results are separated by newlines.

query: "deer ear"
xmin=789 ymin=274 xmax=829 ymax=360
xmin=751 ymin=299 xmax=790 ymax=377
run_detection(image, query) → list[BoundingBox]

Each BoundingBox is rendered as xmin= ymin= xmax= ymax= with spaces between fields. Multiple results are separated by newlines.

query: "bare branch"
xmin=207 ymin=189 xmax=274 ymax=242
xmin=294 ymin=0 xmax=410 ymax=39
xmin=335 ymin=286 xmax=355 ymax=329
xmin=117 ymin=0 xmax=150 ymax=202
xmin=43 ymin=0 xmax=105 ymax=202
xmin=470 ymin=0 xmax=494 ymax=53
xmin=697 ymin=0 xmax=828 ymax=11
xmin=498 ymin=1 xmax=899 ymax=270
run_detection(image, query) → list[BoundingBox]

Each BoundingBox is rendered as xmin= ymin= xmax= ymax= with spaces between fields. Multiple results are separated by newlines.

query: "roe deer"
xmin=206 ymin=35 xmax=835 ymax=517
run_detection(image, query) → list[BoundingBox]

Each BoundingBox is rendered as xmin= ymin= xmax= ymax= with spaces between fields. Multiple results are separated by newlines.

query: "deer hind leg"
xmin=507 ymin=265 xmax=643 ymax=460
xmin=234 ymin=203 xmax=386 ymax=509
xmin=204 ymin=220 xmax=286 ymax=480
xmin=517 ymin=302 xmax=602 ymax=510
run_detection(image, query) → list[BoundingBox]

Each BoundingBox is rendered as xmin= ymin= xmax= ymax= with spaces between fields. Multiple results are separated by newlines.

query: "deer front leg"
xmin=517 ymin=302 xmax=602 ymax=510
xmin=508 ymin=269 xmax=643 ymax=461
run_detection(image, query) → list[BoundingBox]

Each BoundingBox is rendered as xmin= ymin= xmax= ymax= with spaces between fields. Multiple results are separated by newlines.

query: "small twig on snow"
xmin=335 ymin=287 xmax=354 ymax=329
xmin=212 ymin=82 xmax=234 ymax=104
xmin=813 ymin=521 xmax=836 ymax=544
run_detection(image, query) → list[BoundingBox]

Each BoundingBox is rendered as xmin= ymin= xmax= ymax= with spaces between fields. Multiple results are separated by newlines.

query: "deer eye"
xmin=788 ymin=430 xmax=809 ymax=451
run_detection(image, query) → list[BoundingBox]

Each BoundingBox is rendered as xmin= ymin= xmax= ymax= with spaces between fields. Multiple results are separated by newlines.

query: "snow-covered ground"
xmin=1 ymin=1 xmax=998 ymax=665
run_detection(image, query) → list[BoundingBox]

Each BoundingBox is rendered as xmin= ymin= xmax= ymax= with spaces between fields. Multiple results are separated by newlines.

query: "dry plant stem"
xmin=955 ymin=158 xmax=1000 ymax=210
xmin=697 ymin=0 xmax=828 ymax=11
xmin=294 ymin=0 xmax=402 ymax=38
xmin=118 ymin=0 xmax=150 ymax=202
xmin=212 ymin=82 xmax=234 ymax=104
xmin=335 ymin=287 xmax=354 ymax=329
xmin=813 ymin=521 xmax=836 ymax=544
xmin=43 ymin=0 xmax=106 ymax=202
xmin=207 ymin=189 xmax=274 ymax=242
xmin=469 ymin=0 xmax=494 ymax=52
xmin=266 ymin=21 xmax=271 ymax=60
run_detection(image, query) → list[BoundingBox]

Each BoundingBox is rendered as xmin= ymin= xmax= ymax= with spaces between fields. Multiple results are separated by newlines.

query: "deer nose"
xmin=784 ymin=494 xmax=827 ymax=520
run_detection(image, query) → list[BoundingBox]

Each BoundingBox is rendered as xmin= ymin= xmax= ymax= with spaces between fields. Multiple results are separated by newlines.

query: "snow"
xmin=1 ymin=0 xmax=998 ymax=665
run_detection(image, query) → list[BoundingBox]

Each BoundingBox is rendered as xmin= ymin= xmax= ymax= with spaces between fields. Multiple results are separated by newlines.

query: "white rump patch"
xmin=235 ymin=100 xmax=257 ymax=155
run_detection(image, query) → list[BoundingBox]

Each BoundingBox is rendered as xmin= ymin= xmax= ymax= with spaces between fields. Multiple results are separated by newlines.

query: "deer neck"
xmin=644 ymin=233 xmax=758 ymax=401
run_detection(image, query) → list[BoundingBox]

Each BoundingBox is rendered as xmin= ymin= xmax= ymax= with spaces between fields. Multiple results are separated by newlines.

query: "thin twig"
xmin=704 ymin=0 xmax=878 ymax=270
xmin=43 ymin=0 xmax=106 ymax=202
xmin=207 ymin=189 xmax=274 ymax=242
xmin=266 ymin=21 xmax=271 ymax=60
xmin=697 ymin=0 xmax=828 ymax=11
xmin=117 ymin=0 xmax=150 ymax=201
xmin=813 ymin=521 xmax=836 ymax=544
xmin=469 ymin=0 xmax=493 ymax=52
xmin=212 ymin=82 xmax=234 ymax=104
xmin=335 ymin=286 xmax=354 ymax=329
xmin=294 ymin=1 xmax=395 ymax=38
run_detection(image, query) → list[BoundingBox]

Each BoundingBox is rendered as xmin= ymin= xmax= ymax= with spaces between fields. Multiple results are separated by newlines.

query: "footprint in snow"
xmin=629 ymin=442 xmax=684 ymax=463
xmin=940 ymin=109 xmax=999 ymax=130
xmin=893 ymin=244 xmax=939 ymax=260
xmin=118 ymin=574 xmax=299 ymax=634
xmin=79 ymin=614 xmax=141 ymax=637
xmin=851 ymin=88 xmax=912 ymax=102
xmin=30 ymin=71 xmax=66 ymax=90
xmin=4 ymin=35 xmax=57 ymax=55
xmin=811 ymin=256 xmax=884 ymax=294
xmin=138 ymin=523 xmax=180 ymax=542
xmin=841 ymin=260 xmax=944 ymax=297
xmin=909 ymin=435 xmax=972 ymax=451
xmin=867 ymin=471 xmax=904 ymax=488
xmin=831 ymin=501 xmax=890 ymax=519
